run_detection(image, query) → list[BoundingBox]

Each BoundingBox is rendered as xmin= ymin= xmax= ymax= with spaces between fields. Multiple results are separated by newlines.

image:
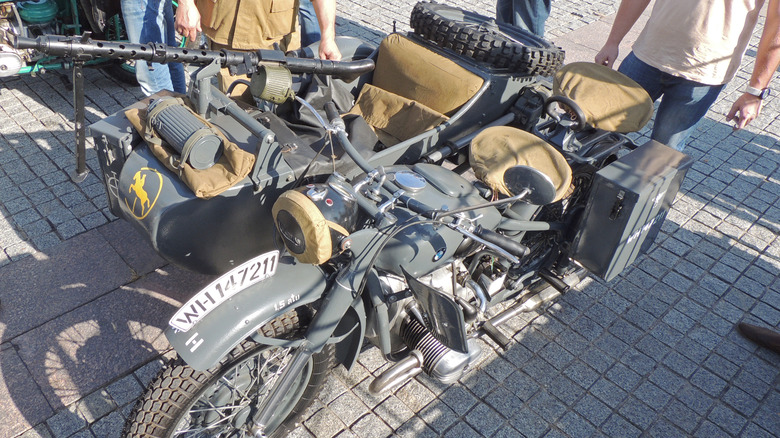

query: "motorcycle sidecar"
xmin=88 ymin=33 xmax=549 ymax=275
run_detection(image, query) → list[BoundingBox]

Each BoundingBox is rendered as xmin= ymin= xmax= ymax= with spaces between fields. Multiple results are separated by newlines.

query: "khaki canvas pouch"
xmin=125 ymin=97 xmax=255 ymax=199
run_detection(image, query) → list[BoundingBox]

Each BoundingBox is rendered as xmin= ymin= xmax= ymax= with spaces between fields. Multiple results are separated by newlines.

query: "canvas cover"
xmin=470 ymin=126 xmax=572 ymax=202
xmin=371 ymin=34 xmax=484 ymax=116
xmin=553 ymin=62 xmax=653 ymax=133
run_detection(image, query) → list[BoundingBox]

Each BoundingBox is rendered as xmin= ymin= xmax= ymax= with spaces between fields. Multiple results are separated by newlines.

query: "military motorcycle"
xmin=14 ymin=2 xmax=693 ymax=436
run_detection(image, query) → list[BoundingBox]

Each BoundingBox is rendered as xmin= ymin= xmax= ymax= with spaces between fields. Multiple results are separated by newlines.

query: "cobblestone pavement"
xmin=0 ymin=1 xmax=778 ymax=437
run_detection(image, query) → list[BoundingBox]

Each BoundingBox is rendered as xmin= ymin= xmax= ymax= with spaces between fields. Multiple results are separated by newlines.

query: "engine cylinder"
xmin=400 ymin=317 xmax=479 ymax=384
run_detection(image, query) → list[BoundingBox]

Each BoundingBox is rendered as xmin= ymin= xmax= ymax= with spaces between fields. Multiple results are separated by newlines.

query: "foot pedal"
xmin=482 ymin=321 xmax=511 ymax=350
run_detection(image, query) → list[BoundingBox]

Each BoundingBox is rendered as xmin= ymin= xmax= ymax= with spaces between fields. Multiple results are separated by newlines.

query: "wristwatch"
xmin=745 ymin=85 xmax=771 ymax=99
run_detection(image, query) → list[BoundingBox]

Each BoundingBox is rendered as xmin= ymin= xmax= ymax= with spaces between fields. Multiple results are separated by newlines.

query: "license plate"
xmin=169 ymin=250 xmax=280 ymax=332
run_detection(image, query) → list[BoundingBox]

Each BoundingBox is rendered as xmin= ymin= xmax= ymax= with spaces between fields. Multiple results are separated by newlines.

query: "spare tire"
xmin=410 ymin=1 xmax=565 ymax=77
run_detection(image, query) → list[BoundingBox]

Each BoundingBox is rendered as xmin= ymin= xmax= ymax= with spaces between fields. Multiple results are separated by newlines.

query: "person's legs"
xmin=617 ymin=52 xmax=664 ymax=101
xmin=299 ymin=0 xmax=321 ymax=47
xmin=651 ymin=77 xmax=723 ymax=151
xmin=496 ymin=0 xmax=551 ymax=37
xmin=618 ymin=52 xmax=722 ymax=150
xmin=121 ymin=0 xmax=175 ymax=95
xmin=161 ymin=0 xmax=187 ymax=93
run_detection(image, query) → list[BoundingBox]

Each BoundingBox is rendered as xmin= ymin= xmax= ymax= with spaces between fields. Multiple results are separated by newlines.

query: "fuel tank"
xmin=372 ymin=163 xmax=501 ymax=278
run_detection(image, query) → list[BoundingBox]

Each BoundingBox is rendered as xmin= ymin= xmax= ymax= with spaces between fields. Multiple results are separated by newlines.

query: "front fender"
xmin=165 ymin=256 xmax=328 ymax=371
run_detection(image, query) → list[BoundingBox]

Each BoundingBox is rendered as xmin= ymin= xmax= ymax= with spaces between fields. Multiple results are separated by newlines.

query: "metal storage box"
xmin=571 ymin=140 xmax=693 ymax=281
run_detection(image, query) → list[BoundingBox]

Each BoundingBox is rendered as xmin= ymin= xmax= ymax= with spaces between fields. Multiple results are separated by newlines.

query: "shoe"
xmin=737 ymin=322 xmax=780 ymax=354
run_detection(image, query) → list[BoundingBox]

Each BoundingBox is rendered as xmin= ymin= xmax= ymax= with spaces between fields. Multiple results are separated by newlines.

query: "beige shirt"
xmin=196 ymin=0 xmax=301 ymax=51
xmin=633 ymin=0 xmax=765 ymax=85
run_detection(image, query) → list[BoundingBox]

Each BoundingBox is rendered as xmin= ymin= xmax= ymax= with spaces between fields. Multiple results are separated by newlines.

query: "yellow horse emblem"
xmin=124 ymin=168 xmax=163 ymax=220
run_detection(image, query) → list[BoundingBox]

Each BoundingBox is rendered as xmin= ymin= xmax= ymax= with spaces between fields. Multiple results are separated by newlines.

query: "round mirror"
xmin=503 ymin=165 xmax=557 ymax=205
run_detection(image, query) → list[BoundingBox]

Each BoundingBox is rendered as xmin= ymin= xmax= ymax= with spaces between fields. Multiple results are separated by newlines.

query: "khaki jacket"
xmin=196 ymin=0 xmax=301 ymax=51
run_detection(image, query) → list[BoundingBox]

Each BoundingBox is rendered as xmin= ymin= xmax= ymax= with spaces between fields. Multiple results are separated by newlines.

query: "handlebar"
xmin=13 ymin=34 xmax=375 ymax=82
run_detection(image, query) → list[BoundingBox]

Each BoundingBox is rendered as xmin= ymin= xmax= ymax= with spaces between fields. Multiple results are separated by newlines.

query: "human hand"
xmin=595 ymin=43 xmax=619 ymax=68
xmin=175 ymin=0 xmax=202 ymax=42
xmin=726 ymin=93 xmax=763 ymax=130
xmin=318 ymin=37 xmax=342 ymax=61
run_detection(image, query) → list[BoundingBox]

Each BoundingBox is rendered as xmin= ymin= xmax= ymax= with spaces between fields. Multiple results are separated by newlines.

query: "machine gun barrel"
xmin=13 ymin=34 xmax=374 ymax=80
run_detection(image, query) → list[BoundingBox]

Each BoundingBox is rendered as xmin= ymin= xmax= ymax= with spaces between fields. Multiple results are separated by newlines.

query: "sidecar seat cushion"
xmin=347 ymin=83 xmax=448 ymax=146
xmin=470 ymin=126 xmax=572 ymax=202
xmin=553 ymin=62 xmax=653 ymax=133
xmin=371 ymin=34 xmax=484 ymax=116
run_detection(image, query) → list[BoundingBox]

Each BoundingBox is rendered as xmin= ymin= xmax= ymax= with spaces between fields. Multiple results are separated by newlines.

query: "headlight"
xmin=272 ymin=182 xmax=358 ymax=264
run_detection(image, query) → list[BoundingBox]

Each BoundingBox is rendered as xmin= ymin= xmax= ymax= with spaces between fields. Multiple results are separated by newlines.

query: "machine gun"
xmin=12 ymin=34 xmax=375 ymax=180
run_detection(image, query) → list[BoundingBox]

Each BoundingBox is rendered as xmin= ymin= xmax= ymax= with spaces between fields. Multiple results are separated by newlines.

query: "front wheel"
xmin=124 ymin=311 xmax=334 ymax=437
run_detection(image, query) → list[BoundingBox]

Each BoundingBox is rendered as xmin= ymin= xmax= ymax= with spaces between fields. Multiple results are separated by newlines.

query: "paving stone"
xmin=417 ymin=402 xmax=458 ymax=435
xmin=395 ymin=379 xmax=436 ymax=413
xmin=528 ymin=390 xmax=567 ymax=423
xmin=393 ymin=416 xmax=437 ymax=438
xmin=483 ymin=385 xmax=524 ymax=418
xmin=510 ymin=406 xmax=549 ymax=438
xmin=303 ymin=406 xmax=346 ymax=438
xmin=371 ymin=395 xmax=413 ymax=430
xmin=439 ymin=385 xmax=477 ymax=416
xmin=75 ymin=389 xmax=117 ymax=423
xmin=329 ymin=391 xmax=369 ymax=428
xmin=17 ymin=423 xmax=54 ymax=438
xmin=633 ymin=381 xmax=672 ymax=411
xmin=618 ymin=397 xmax=656 ymax=430
xmin=441 ymin=420 xmax=479 ymax=438
xmin=690 ymin=368 xmax=728 ymax=398
xmin=0 ymin=347 xmax=55 ymax=437
xmin=88 ymin=410 xmax=125 ymax=438
xmin=45 ymin=405 xmax=87 ymax=438
xmin=0 ymin=229 xmax=133 ymax=337
xmin=132 ymin=359 xmax=165 ymax=387
xmin=601 ymin=413 xmax=641 ymax=438
xmin=349 ymin=413 xmax=392 ymax=438
xmin=707 ymin=403 xmax=747 ymax=436
xmin=503 ymin=370 xmax=542 ymax=403
xmin=105 ymin=376 xmax=144 ymax=408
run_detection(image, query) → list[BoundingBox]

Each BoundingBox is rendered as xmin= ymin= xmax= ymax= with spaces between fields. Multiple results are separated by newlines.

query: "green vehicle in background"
xmin=0 ymin=0 xmax=136 ymax=83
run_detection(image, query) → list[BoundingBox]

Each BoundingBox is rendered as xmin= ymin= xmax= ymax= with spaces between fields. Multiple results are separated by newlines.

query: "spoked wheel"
xmin=410 ymin=1 xmax=564 ymax=76
xmin=124 ymin=311 xmax=334 ymax=437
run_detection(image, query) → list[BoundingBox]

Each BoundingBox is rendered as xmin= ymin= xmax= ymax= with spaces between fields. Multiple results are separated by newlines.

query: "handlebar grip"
xmin=399 ymin=196 xmax=436 ymax=219
xmin=474 ymin=226 xmax=529 ymax=259
xmin=284 ymin=57 xmax=375 ymax=82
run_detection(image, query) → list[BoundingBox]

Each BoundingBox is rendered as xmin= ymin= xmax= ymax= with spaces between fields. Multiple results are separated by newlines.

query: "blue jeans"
xmin=299 ymin=0 xmax=320 ymax=47
xmin=496 ymin=0 xmax=551 ymax=37
xmin=121 ymin=0 xmax=186 ymax=95
xmin=618 ymin=52 xmax=724 ymax=151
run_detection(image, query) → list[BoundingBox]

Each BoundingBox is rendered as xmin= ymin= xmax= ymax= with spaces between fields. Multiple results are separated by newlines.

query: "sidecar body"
xmin=89 ymin=34 xmax=541 ymax=274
